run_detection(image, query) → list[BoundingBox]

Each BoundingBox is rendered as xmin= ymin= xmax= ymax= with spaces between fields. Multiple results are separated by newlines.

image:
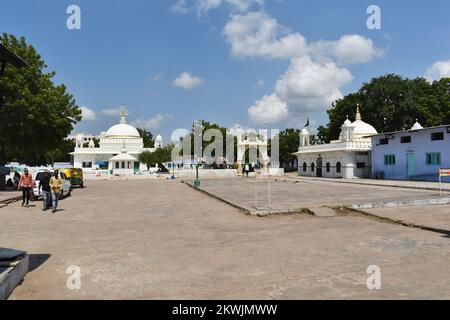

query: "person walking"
xmin=18 ymin=168 xmax=34 ymax=207
xmin=49 ymin=170 xmax=62 ymax=213
xmin=39 ymin=171 xmax=52 ymax=212
xmin=244 ymin=163 xmax=250 ymax=178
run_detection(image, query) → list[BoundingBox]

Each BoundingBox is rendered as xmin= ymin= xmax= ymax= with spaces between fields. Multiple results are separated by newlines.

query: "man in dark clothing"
xmin=39 ymin=172 xmax=52 ymax=212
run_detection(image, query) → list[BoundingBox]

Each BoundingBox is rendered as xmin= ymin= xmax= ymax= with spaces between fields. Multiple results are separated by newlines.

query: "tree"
xmin=277 ymin=129 xmax=300 ymax=171
xmin=138 ymin=145 xmax=173 ymax=169
xmin=136 ymin=128 xmax=154 ymax=148
xmin=0 ymin=33 xmax=81 ymax=165
xmin=319 ymin=74 xmax=449 ymax=142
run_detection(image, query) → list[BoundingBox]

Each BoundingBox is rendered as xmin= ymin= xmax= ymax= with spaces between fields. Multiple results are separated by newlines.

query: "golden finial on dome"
xmin=120 ymin=105 xmax=126 ymax=124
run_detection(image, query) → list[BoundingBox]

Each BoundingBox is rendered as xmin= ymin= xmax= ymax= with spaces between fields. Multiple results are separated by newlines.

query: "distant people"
xmin=39 ymin=172 xmax=52 ymax=212
xmin=244 ymin=163 xmax=250 ymax=178
xmin=18 ymin=168 xmax=34 ymax=208
xmin=50 ymin=170 xmax=62 ymax=213
xmin=14 ymin=171 xmax=21 ymax=188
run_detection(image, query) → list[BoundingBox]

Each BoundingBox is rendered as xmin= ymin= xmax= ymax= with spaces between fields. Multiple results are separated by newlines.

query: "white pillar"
xmin=342 ymin=152 xmax=355 ymax=179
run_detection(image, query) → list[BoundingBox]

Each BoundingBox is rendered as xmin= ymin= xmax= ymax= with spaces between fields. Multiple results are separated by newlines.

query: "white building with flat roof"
xmin=296 ymin=105 xmax=378 ymax=179
xmin=371 ymin=121 xmax=450 ymax=182
xmin=71 ymin=108 xmax=162 ymax=174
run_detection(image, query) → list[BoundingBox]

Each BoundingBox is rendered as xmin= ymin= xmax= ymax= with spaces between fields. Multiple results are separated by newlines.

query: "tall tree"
xmin=318 ymin=74 xmax=449 ymax=142
xmin=277 ymin=128 xmax=300 ymax=170
xmin=136 ymin=128 xmax=155 ymax=148
xmin=0 ymin=33 xmax=81 ymax=165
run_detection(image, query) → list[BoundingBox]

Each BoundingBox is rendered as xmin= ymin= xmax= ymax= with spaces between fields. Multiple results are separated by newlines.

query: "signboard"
xmin=439 ymin=168 xmax=450 ymax=177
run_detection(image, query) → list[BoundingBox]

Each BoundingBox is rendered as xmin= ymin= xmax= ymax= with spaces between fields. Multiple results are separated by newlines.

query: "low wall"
xmin=178 ymin=169 xmax=238 ymax=179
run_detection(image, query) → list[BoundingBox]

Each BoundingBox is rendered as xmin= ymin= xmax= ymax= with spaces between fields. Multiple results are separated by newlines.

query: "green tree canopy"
xmin=138 ymin=145 xmax=173 ymax=169
xmin=277 ymin=128 xmax=300 ymax=170
xmin=136 ymin=128 xmax=155 ymax=148
xmin=0 ymin=33 xmax=81 ymax=165
xmin=317 ymin=74 xmax=449 ymax=142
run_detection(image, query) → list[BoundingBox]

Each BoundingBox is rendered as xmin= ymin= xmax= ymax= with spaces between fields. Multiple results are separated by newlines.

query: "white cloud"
xmin=309 ymin=34 xmax=385 ymax=65
xmin=80 ymin=106 xmax=96 ymax=120
xmin=425 ymin=59 xmax=450 ymax=81
xmin=225 ymin=0 xmax=263 ymax=12
xmin=171 ymin=0 xmax=191 ymax=14
xmin=173 ymin=72 xmax=204 ymax=89
xmin=248 ymin=56 xmax=353 ymax=124
xmin=223 ymin=11 xmax=308 ymax=59
xmin=131 ymin=114 xmax=165 ymax=131
xmin=223 ymin=12 xmax=383 ymax=64
xmin=223 ymin=12 xmax=381 ymax=124
xmin=195 ymin=0 xmax=263 ymax=16
xmin=248 ymin=93 xmax=288 ymax=124
xmin=101 ymin=106 xmax=128 ymax=117
xmin=275 ymin=56 xmax=353 ymax=112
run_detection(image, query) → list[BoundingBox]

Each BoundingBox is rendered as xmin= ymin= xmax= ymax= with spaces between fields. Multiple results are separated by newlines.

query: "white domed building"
xmin=296 ymin=105 xmax=378 ymax=179
xmin=71 ymin=108 xmax=163 ymax=174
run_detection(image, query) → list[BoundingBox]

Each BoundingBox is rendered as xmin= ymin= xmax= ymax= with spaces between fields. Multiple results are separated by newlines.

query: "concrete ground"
xmin=1 ymin=179 xmax=450 ymax=299
xmin=284 ymin=173 xmax=450 ymax=192
xmin=363 ymin=205 xmax=450 ymax=232
xmin=192 ymin=178 xmax=448 ymax=213
xmin=0 ymin=190 xmax=20 ymax=203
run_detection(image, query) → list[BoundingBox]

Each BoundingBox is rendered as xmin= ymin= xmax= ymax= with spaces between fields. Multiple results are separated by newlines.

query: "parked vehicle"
xmin=32 ymin=170 xmax=72 ymax=200
xmin=69 ymin=168 xmax=84 ymax=188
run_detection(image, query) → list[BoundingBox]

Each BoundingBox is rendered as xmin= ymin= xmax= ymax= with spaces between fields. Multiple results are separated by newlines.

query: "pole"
xmin=439 ymin=168 xmax=442 ymax=197
xmin=255 ymin=181 xmax=257 ymax=209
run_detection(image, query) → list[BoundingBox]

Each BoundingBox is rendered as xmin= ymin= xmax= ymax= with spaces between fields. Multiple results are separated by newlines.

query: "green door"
xmin=406 ymin=153 xmax=415 ymax=178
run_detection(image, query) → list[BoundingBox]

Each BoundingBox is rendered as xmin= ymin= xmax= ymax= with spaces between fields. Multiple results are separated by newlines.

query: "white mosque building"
xmin=71 ymin=109 xmax=163 ymax=174
xmin=296 ymin=105 xmax=378 ymax=179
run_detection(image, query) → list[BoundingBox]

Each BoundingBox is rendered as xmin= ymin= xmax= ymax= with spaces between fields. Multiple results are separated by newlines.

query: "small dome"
xmin=411 ymin=120 xmax=423 ymax=130
xmin=155 ymin=134 xmax=163 ymax=141
xmin=301 ymin=128 xmax=309 ymax=135
xmin=105 ymin=108 xmax=140 ymax=138
xmin=342 ymin=116 xmax=352 ymax=127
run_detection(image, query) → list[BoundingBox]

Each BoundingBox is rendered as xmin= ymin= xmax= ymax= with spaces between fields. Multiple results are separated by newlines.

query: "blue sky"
xmin=1 ymin=0 xmax=450 ymax=141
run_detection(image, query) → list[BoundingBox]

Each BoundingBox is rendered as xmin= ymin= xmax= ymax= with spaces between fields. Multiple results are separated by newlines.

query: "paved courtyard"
xmin=191 ymin=178 xmax=448 ymax=213
xmin=1 ymin=179 xmax=450 ymax=299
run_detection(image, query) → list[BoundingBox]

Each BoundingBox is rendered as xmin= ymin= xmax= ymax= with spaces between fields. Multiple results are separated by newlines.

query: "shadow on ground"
xmin=28 ymin=254 xmax=51 ymax=272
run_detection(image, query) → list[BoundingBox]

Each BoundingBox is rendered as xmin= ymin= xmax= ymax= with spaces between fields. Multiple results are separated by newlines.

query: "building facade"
xmin=296 ymin=106 xmax=378 ymax=179
xmin=371 ymin=121 xmax=450 ymax=182
xmin=71 ymin=109 xmax=163 ymax=174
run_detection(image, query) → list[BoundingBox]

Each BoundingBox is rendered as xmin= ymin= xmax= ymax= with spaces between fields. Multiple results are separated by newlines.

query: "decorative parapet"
xmin=297 ymin=140 xmax=372 ymax=154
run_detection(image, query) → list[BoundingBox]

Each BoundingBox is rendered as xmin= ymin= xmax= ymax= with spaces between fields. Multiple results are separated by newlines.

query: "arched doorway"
xmin=236 ymin=131 xmax=270 ymax=176
xmin=243 ymin=147 xmax=264 ymax=169
xmin=316 ymin=157 xmax=323 ymax=177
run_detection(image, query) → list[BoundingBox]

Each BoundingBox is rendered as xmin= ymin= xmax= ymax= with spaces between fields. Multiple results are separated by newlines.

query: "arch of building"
xmin=236 ymin=131 xmax=270 ymax=176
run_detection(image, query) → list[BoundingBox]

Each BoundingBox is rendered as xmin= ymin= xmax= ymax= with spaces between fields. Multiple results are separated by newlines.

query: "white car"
xmin=32 ymin=170 xmax=72 ymax=200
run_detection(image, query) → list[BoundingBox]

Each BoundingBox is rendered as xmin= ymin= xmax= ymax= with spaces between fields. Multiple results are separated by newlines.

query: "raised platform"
xmin=0 ymin=252 xmax=29 ymax=300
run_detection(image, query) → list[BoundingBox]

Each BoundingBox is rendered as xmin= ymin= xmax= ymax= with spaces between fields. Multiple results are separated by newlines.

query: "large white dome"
xmin=104 ymin=108 xmax=141 ymax=138
xmin=352 ymin=119 xmax=377 ymax=136
xmin=105 ymin=123 xmax=140 ymax=138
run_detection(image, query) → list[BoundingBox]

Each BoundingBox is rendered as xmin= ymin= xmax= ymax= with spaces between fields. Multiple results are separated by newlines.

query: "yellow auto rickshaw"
xmin=59 ymin=168 xmax=84 ymax=188
xmin=69 ymin=168 xmax=84 ymax=188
